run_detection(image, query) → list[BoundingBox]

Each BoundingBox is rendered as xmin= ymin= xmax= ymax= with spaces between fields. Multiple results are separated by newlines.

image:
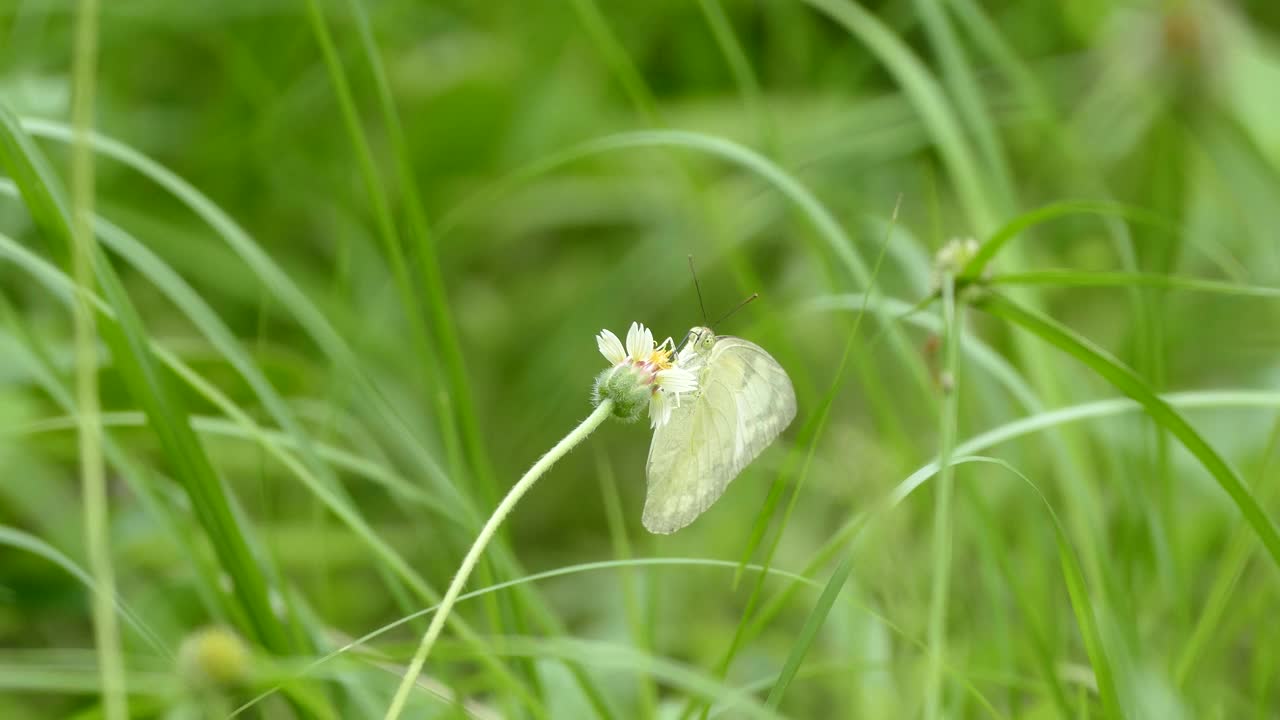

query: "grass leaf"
xmin=0 ymin=103 xmax=298 ymax=655
xmin=977 ymin=292 xmax=1280 ymax=570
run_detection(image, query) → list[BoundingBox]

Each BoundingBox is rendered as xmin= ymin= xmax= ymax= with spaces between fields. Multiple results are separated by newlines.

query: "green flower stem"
xmin=383 ymin=399 xmax=615 ymax=720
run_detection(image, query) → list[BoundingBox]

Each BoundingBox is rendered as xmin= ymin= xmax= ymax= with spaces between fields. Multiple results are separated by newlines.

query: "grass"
xmin=2 ymin=0 xmax=1280 ymax=718
xmin=67 ymin=0 xmax=126 ymax=717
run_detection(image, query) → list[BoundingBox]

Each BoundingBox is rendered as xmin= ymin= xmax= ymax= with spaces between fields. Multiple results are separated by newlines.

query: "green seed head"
xmin=178 ymin=626 xmax=252 ymax=689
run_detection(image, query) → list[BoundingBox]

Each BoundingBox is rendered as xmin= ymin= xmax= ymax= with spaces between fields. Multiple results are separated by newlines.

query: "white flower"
xmin=593 ymin=322 xmax=698 ymax=427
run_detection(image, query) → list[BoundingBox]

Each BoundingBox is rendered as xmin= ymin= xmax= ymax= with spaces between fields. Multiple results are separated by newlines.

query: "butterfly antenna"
xmin=688 ymin=255 xmax=709 ymax=326
xmin=675 ymin=328 xmax=694 ymax=352
xmin=712 ymin=292 xmax=758 ymax=328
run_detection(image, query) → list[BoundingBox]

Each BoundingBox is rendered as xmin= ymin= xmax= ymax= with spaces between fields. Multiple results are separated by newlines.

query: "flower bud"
xmin=931 ymin=237 xmax=985 ymax=294
xmin=592 ymin=364 xmax=651 ymax=423
xmin=593 ymin=322 xmax=697 ymax=427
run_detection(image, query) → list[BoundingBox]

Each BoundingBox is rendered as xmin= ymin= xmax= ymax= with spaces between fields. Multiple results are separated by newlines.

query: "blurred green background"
xmin=2 ymin=0 xmax=1280 ymax=717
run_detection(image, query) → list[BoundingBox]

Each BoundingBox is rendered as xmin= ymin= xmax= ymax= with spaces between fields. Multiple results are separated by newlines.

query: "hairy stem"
xmin=383 ymin=400 xmax=615 ymax=720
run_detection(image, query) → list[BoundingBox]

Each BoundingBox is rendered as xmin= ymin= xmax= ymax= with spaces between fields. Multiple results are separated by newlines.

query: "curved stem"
xmin=383 ymin=400 xmax=615 ymax=720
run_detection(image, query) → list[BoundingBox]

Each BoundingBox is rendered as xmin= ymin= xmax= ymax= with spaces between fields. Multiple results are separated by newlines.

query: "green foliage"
xmin=2 ymin=0 xmax=1280 ymax=717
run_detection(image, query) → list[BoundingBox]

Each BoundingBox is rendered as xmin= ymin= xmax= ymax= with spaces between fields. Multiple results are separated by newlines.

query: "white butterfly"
xmin=643 ymin=326 xmax=797 ymax=534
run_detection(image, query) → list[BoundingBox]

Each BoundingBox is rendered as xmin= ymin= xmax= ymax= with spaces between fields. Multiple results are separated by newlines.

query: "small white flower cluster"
xmin=593 ymin=322 xmax=698 ymax=427
xmin=931 ymin=237 xmax=982 ymax=292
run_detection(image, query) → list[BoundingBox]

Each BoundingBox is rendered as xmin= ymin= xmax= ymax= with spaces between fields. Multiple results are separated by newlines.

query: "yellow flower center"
xmin=646 ymin=347 xmax=674 ymax=371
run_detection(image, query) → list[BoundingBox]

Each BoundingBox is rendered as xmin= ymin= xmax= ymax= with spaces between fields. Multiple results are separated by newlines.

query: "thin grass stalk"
xmin=924 ymin=273 xmax=960 ymax=719
xmin=759 ymin=214 xmax=908 ymax=709
xmin=299 ymin=0 xmax=469 ymax=490
xmin=69 ymin=2 xmax=124 ymax=715
xmin=910 ymin=0 xmax=1016 ymax=208
xmin=346 ymin=0 xmax=500 ymax=493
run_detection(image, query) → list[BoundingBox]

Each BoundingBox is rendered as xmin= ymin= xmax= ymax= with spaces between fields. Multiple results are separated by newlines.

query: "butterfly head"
xmin=678 ymin=326 xmax=717 ymax=363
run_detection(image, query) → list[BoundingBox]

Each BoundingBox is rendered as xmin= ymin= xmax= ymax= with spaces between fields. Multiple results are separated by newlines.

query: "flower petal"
xmin=596 ymin=329 xmax=626 ymax=365
xmin=656 ymin=366 xmax=698 ymax=395
xmin=626 ymin=321 xmax=655 ymax=358
xmin=625 ymin=322 xmax=642 ymax=358
xmin=649 ymin=390 xmax=674 ymax=428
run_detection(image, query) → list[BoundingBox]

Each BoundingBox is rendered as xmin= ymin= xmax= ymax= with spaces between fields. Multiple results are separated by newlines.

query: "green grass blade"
xmin=732 ymin=203 xmax=901 ymax=714
xmin=678 ymin=202 xmax=903 ymax=720
xmin=0 ymin=103 xmax=297 ymax=655
xmin=0 ymin=525 xmax=167 ymax=658
xmin=568 ymin=0 xmax=660 ymax=124
xmin=452 ymin=129 xmax=935 ymax=403
xmin=235 ymin=556 xmax=822 ymax=717
xmin=595 ymin=452 xmax=655 ymax=718
xmin=805 ymin=292 xmax=1042 ymax=413
xmin=960 ymin=483 xmax=1072 ymax=715
xmin=2 ymin=137 xmax=523 ymax=716
xmin=734 ymin=203 xmax=903 ymax=577
xmin=329 ymin=4 xmax=564 ymax=704
xmin=1 ymin=298 xmax=239 ymax=639
xmin=342 ymin=0 xmax=498 ymax=503
xmin=763 ymin=546 xmax=856 ymax=709
xmin=910 ymin=0 xmax=1015 ymax=208
xmin=480 ymin=636 xmax=783 ymax=720
xmin=0 ymin=664 xmax=177 ymax=698
xmin=977 ymin=292 xmax=1280 ymax=570
xmin=15 ymin=118 xmax=460 ymax=508
xmin=83 ymin=211 xmax=465 ymax=660
xmin=765 ymin=450 xmax=1122 ymax=716
xmin=1176 ymin=416 xmax=1280 ymax=688
xmin=960 ymin=201 xmax=1184 ymax=280
xmin=950 ymin=458 xmax=1121 ymax=717
xmin=989 ymin=270 xmax=1280 ymax=298
xmin=93 ymin=192 xmax=299 ymax=654
xmin=801 ymin=0 xmax=996 ymax=232
xmin=0 ymin=228 xmax=547 ymax=714
xmin=736 ymin=388 xmax=1280 ymax=694
xmin=13 ymin=411 xmax=462 ymax=521
xmin=300 ymin=0 xmax=470 ymax=497
xmin=696 ymin=0 xmax=778 ymax=154
xmin=15 ymin=120 xmax=352 ymax=365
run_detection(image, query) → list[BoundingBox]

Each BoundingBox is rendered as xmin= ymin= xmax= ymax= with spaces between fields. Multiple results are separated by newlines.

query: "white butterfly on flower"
xmin=595 ymin=322 xmax=699 ymax=428
xmin=595 ymin=321 xmax=796 ymax=534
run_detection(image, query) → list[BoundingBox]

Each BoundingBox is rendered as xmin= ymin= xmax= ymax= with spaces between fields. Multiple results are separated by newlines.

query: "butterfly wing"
xmin=643 ymin=337 xmax=797 ymax=534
